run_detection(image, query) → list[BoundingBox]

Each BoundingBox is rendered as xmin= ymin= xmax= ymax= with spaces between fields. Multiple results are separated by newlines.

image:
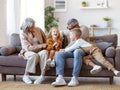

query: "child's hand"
xmin=60 ymin=49 xmax=65 ymax=52
xmin=53 ymin=42 xmax=60 ymax=49
xmin=53 ymin=42 xmax=58 ymax=47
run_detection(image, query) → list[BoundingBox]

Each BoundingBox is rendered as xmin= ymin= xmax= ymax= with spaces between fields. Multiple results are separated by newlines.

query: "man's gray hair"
xmin=67 ymin=18 xmax=79 ymax=26
xmin=20 ymin=18 xmax=35 ymax=33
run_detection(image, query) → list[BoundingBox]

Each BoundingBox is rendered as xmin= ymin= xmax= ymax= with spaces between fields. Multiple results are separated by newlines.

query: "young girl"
xmin=46 ymin=27 xmax=63 ymax=67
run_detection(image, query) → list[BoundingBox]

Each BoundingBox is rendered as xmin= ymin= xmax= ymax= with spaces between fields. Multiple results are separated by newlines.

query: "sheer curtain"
xmin=6 ymin=0 xmax=21 ymax=35
xmin=6 ymin=0 xmax=45 ymax=36
xmin=20 ymin=0 xmax=45 ymax=30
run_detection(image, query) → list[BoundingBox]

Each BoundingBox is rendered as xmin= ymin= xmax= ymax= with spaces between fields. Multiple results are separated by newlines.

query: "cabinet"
xmin=90 ymin=27 xmax=112 ymax=37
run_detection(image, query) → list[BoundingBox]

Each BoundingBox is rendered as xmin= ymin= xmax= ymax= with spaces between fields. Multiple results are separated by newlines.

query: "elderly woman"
xmin=20 ymin=18 xmax=48 ymax=84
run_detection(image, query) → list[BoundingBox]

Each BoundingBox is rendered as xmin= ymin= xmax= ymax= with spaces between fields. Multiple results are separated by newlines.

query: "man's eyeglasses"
xmin=67 ymin=24 xmax=78 ymax=30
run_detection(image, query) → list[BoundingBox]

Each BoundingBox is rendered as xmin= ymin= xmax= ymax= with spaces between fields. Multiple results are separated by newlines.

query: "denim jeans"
xmin=55 ymin=48 xmax=86 ymax=77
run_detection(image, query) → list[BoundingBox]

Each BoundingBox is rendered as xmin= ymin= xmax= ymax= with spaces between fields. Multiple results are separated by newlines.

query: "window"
xmin=54 ymin=0 xmax=67 ymax=12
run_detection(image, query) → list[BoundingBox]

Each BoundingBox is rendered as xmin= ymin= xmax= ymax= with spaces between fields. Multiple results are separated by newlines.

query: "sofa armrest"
xmin=0 ymin=45 xmax=17 ymax=56
xmin=115 ymin=46 xmax=120 ymax=70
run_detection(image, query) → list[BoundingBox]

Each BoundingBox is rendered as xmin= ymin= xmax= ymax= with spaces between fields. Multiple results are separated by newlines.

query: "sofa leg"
xmin=14 ymin=75 xmax=16 ymax=81
xmin=1 ymin=74 xmax=6 ymax=81
xmin=109 ymin=77 xmax=113 ymax=84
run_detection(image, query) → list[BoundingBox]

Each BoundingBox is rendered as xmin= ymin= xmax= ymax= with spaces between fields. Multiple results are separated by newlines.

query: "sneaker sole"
xmin=68 ymin=83 xmax=79 ymax=87
xmin=116 ymin=72 xmax=120 ymax=77
xmin=90 ymin=68 xmax=102 ymax=74
xmin=52 ymin=83 xmax=67 ymax=87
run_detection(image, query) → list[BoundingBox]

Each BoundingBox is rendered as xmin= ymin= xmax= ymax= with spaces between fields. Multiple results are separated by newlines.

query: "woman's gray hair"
xmin=20 ymin=18 xmax=35 ymax=33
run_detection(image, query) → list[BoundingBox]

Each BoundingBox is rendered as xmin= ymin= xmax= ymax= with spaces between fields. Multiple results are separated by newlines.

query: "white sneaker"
xmin=46 ymin=58 xmax=52 ymax=66
xmin=46 ymin=59 xmax=52 ymax=66
xmin=51 ymin=77 xmax=67 ymax=86
xmin=34 ymin=76 xmax=45 ymax=84
xmin=50 ymin=59 xmax=55 ymax=67
xmin=90 ymin=65 xmax=102 ymax=74
xmin=114 ymin=70 xmax=120 ymax=76
xmin=22 ymin=75 xmax=32 ymax=84
xmin=68 ymin=77 xmax=79 ymax=87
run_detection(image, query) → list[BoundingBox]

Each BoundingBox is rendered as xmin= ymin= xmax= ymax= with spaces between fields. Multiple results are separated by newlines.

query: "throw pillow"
xmin=105 ymin=46 xmax=115 ymax=58
xmin=95 ymin=40 xmax=113 ymax=53
xmin=0 ymin=45 xmax=17 ymax=56
xmin=10 ymin=33 xmax=22 ymax=52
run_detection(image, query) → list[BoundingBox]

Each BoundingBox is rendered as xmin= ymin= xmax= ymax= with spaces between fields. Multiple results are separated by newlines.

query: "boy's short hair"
xmin=70 ymin=28 xmax=82 ymax=38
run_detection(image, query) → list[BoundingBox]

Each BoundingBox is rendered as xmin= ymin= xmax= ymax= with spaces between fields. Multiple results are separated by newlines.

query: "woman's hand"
xmin=42 ymin=44 xmax=47 ymax=49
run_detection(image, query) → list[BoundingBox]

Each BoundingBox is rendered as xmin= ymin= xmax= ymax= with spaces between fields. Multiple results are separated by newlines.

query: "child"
xmin=46 ymin=27 xmax=63 ymax=67
xmin=63 ymin=28 xmax=120 ymax=76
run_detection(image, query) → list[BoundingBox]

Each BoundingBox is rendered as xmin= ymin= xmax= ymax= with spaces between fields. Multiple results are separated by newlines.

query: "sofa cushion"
xmin=10 ymin=33 xmax=22 ymax=52
xmin=90 ymin=34 xmax=117 ymax=48
xmin=0 ymin=54 xmax=26 ymax=67
xmin=0 ymin=45 xmax=17 ymax=56
xmin=80 ymin=25 xmax=90 ymax=41
xmin=105 ymin=46 xmax=115 ymax=58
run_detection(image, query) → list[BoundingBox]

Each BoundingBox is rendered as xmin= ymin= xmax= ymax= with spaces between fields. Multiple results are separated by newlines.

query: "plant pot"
xmin=103 ymin=21 xmax=111 ymax=27
xmin=82 ymin=4 xmax=87 ymax=7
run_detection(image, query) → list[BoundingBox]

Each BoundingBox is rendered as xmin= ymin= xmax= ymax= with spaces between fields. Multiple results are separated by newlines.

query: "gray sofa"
xmin=0 ymin=26 xmax=119 ymax=84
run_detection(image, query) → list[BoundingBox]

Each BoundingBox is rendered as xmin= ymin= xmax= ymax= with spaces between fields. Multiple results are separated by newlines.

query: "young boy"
xmin=63 ymin=28 xmax=120 ymax=76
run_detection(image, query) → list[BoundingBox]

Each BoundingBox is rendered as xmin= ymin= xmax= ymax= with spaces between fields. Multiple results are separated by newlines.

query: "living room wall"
xmin=45 ymin=0 xmax=120 ymax=45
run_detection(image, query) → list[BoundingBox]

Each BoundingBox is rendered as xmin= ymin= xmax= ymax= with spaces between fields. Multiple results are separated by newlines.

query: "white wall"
xmin=45 ymin=0 xmax=120 ymax=45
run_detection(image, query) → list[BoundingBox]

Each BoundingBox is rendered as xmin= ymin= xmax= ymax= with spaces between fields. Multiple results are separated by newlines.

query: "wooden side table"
xmin=90 ymin=27 xmax=112 ymax=37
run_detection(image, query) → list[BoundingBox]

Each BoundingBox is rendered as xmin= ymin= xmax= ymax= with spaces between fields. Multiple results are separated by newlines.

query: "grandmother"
xmin=20 ymin=18 xmax=48 ymax=84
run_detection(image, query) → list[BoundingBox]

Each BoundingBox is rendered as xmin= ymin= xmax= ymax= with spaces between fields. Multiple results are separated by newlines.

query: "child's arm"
xmin=65 ymin=39 xmax=82 ymax=52
xmin=53 ymin=39 xmax=62 ymax=51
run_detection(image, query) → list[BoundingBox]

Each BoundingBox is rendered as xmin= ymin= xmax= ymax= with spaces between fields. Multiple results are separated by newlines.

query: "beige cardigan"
xmin=20 ymin=27 xmax=46 ymax=54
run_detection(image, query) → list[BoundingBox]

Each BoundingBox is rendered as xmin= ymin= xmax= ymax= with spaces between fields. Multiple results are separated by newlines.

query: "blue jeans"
xmin=55 ymin=48 xmax=86 ymax=77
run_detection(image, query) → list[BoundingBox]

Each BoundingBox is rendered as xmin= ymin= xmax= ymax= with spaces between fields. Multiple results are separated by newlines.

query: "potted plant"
xmin=103 ymin=17 xmax=111 ymax=21
xmin=45 ymin=6 xmax=59 ymax=33
xmin=82 ymin=1 xmax=87 ymax=7
xmin=102 ymin=17 xmax=111 ymax=27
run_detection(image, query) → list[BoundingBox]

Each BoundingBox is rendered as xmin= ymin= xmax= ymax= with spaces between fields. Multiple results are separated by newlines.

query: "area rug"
xmin=0 ymin=81 xmax=120 ymax=90
xmin=0 ymin=76 xmax=120 ymax=90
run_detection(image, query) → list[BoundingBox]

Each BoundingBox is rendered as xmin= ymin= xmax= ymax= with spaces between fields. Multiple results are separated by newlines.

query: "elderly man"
xmin=51 ymin=18 xmax=86 ymax=87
